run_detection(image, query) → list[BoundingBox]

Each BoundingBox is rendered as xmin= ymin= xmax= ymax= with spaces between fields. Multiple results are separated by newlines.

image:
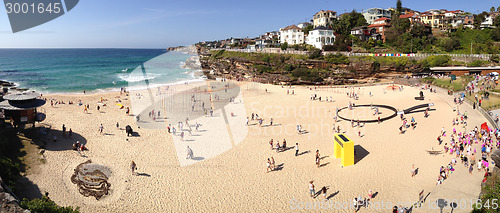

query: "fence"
xmin=210 ymin=48 xmax=493 ymax=60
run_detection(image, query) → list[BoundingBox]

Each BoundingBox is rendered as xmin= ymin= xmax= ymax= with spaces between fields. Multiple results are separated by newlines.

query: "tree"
xmin=396 ymin=0 xmax=403 ymax=15
xmin=473 ymin=12 xmax=488 ymax=29
xmin=498 ymin=6 xmax=500 ymax=12
xmin=494 ymin=16 xmax=500 ymax=27
xmin=303 ymin=24 xmax=314 ymax=35
xmin=491 ymin=7 xmax=496 ymax=13
xmin=331 ymin=10 xmax=367 ymax=36
xmin=280 ymin=42 xmax=288 ymax=51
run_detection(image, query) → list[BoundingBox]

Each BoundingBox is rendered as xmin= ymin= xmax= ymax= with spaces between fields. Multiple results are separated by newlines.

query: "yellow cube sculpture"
xmin=334 ymin=133 xmax=354 ymax=167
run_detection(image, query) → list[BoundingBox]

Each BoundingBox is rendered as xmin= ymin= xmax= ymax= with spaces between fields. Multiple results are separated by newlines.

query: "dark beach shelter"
xmin=0 ymin=91 xmax=46 ymax=127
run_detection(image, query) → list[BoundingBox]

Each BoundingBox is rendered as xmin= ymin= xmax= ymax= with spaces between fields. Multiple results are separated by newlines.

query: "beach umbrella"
xmin=116 ymin=103 xmax=124 ymax=109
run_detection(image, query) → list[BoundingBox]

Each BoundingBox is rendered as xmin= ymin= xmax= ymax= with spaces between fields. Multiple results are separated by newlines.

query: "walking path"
xmin=413 ymin=83 xmax=489 ymax=213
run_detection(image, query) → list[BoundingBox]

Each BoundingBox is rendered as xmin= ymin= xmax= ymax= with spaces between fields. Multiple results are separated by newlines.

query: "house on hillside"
xmin=399 ymin=13 xmax=421 ymax=24
xmin=421 ymin=10 xmax=445 ymax=29
xmin=297 ymin=22 xmax=312 ymax=29
xmin=279 ymin=25 xmax=304 ymax=45
xmin=313 ymin=10 xmax=337 ymax=28
xmin=306 ymin=26 xmax=335 ymax=49
xmin=350 ymin=26 xmax=374 ymax=41
xmin=362 ymin=8 xmax=392 ymax=25
xmin=367 ymin=17 xmax=391 ymax=42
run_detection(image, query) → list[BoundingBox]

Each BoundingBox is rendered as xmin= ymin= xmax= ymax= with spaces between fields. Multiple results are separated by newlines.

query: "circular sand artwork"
xmin=71 ymin=160 xmax=111 ymax=200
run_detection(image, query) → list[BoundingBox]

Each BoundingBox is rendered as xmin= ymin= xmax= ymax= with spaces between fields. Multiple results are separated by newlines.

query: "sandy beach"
xmin=21 ymin=80 xmax=491 ymax=212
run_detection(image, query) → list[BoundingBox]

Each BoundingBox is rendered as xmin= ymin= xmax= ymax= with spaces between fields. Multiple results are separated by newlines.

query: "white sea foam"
xmin=117 ymin=73 xmax=161 ymax=83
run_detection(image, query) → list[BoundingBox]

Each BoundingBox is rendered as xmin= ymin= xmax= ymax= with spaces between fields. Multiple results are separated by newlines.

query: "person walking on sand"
xmin=295 ymin=143 xmax=299 ymax=156
xmin=130 ymin=161 xmax=137 ymax=175
xmin=316 ymin=150 xmax=320 ymax=168
xmin=321 ymin=186 xmax=327 ymax=199
xmin=246 ymin=117 xmax=249 ymax=126
xmin=309 ymin=181 xmax=315 ymax=197
xmin=270 ymin=118 xmax=273 ymax=126
xmin=270 ymin=157 xmax=276 ymax=170
xmin=267 ymin=158 xmax=272 ymax=172
xmin=62 ymin=124 xmax=66 ymax=136
xmin=69 ymin=128 xmax=72 ymax=138
xmin=186 ymin=146 xmax=193 ymax=159
xmin=99 ymin=124 xmax=103 ymax=134
xmin=269 ymin=139 xmax=274 ymax=150
xmin=411 ymin=164 xmax=416 ymax=177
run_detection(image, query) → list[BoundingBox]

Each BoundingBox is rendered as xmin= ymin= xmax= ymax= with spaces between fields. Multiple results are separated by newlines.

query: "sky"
xmin=0 ymin=0 xmax=498 ymax=48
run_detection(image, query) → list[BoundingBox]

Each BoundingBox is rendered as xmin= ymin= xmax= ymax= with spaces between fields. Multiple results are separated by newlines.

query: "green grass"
xmin=422 ymin=76 xmax=472 ymax=92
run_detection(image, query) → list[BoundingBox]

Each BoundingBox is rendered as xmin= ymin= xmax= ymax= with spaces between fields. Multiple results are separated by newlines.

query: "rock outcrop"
xmin=0 ymin=177 xmax=30 ymax=213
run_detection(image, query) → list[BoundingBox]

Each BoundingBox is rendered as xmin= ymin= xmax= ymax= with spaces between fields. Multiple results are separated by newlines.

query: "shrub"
xmin=280 ymin=42 xmax=288 ymax=51
xmin=490 ymin=54 xmax=500 ymax=63
xmin=469 ymin=60 xmax=488 ymax=67
xmin=291 ymin=68 xmax=323 ymax=82
xmin=308 ymin=49 xmax=323 ymax=59
xmin=325 ymin=53 xmax=349 ymax=64
xmin=211 ymin=50 xmax=225 ymax=59
xmin=20 ymin=196 xmax=79 ymax=213
xmin=284 ymin=64 xmax=294 ymax=71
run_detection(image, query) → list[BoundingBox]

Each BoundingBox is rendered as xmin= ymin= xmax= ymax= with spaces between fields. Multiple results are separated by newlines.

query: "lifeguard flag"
xmin=481 ymin=122 xmax=489 ymax=131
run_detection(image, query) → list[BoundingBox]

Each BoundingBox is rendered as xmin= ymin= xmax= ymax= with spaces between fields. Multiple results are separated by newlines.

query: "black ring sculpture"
xmin=337 ymin=103 xmax=433 ymax=123
xmin=337 ymin=104 xmax=398 ymax=123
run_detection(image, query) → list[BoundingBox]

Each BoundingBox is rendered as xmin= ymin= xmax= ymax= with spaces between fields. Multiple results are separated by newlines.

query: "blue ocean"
xmin=0 ymin=49 xmax=201 ymax=94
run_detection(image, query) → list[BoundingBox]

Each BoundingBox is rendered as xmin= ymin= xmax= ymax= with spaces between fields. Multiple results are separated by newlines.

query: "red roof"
xmin=399 ymin=13 xmax=418 ymax=19
xmin=368 ymin=23 xmax=390 ymax=28
xmin=374 ymin=17 xmax=390 ymax=22
xmin=281 ymin=25 xmax=302 ymax=31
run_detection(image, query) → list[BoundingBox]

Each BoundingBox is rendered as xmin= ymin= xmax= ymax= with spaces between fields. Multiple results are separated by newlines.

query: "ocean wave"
xmin=117 ymin=73 xmax=161 ymax=83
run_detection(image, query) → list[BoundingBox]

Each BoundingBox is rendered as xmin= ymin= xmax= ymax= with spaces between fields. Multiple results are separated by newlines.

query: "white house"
xmin=481 ymin=14 xmax=494 ymax=28
xmin=362 ymin=8 xmax=392 ymax=25
xmin=306 ymin=26 xmax=335 ymax=49
xmin=279 ymin=25 xmax=304 ymax=45
xmin=297 ymin=22 xmax=312 ymax=29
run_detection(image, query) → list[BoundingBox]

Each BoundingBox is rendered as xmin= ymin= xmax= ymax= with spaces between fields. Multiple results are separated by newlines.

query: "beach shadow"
xmin=130 ymin=132 xmax=141 ymax=137
xmin=136 ymin=173 xmax=151 ymax=177
xmin=300 ymin=130 xmax=309 ymax=135
xmin=327 ymin=191 xmax=340 ymax=200
xmin=319 ymin=162 xmax=330 ymax=167
xmin=372 ymin=192 xmax=379 ymax=199
xmin=103 ymin=133 xmax=115 ymax=136
xmin=415 ymin=168 xmax=419 ymax=176
xmin=297 ymin=150 xmax=310 ymax=156
xmin=184 ymin=139 xmax=195 ymax=142
xmin=16 ymin=176 xmax=43 ymax=200
xmin=192 ymin=157 xmax=204 ymax=161
xmin=23 ymin=127 xmax=88 ymax=152
xmin=320 ymin=155 xmax=329 ymax=160
xmin=274 ymin=163 xmax=284 ymax=171
xmin=427 ymin=150 xmax=443 ymax=155
xmin=272 ymin=124 xmax=281 ymax=126
xmin=354 ymin=145 xmax=369 ymax=164
xmin=198 ymin=130 xmax=208 ymax=132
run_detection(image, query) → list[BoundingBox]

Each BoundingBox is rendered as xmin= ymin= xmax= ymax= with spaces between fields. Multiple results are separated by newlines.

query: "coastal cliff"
xmin=197 ymin=48 xmax=421 ymax=84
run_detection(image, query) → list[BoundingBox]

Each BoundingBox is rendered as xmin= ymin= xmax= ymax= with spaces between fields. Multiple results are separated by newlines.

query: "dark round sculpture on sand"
xmin=71 ymin=160 xmax=111 ymax=200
